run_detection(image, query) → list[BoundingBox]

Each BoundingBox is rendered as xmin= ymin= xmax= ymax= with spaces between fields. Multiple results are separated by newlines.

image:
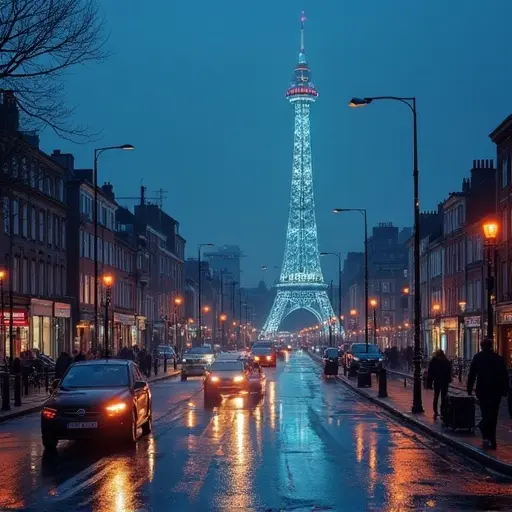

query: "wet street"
xmin=0 ymin=352 xmax=511 ymax=511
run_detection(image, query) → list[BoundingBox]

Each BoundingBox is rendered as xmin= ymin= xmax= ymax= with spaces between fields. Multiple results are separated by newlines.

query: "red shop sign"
xmin=1 ymin=309 xmax=29 ymax=327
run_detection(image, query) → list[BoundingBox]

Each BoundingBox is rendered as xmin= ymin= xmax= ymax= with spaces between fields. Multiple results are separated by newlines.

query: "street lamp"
xmin=219 ymin=313 xmax=227 ymax=350
xmin=102 ymin=274 xmax=114 ymax=358
xmin=174 ymin=297 xmax=183 ymax=352
xmin=333 ymin=208 xmax=368 ymax=351
xmin=320 ymin=252 xmax=342 ymax=340
xmin=93 ymin=144 xmax=134 ymax=350
xmin=370 ymin=298 xmax=378 ymax=345
xmin=483 ymin=219 xmax=499 ymax=340
xmin=349 ymin=94 xmax=423 ymax=414
xmin=197 ymin=243 xmax=214 ymax=345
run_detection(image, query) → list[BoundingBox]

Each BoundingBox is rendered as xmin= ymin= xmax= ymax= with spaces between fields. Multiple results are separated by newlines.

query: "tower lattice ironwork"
xmin=262 ymin=13 xmax=339 ymax=337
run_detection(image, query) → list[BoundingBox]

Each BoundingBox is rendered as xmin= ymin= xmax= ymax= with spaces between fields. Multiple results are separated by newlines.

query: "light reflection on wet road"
xmin=0 ymin=351 xmax=511 ymax=511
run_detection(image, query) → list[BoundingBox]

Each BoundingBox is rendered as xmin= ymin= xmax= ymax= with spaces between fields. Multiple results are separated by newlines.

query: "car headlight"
xmin=233 ymin=375 xmax=245 ymax=383
xmin=105 ymin=402 xmax=127 ymax=415
xmin=353 ymin=356 xmax=360 ymax=362
xmin=378 ymin=357 xmax=384 ymax=362
xmin=182 ymin=358 xmax=187 ymax=363
xmin=210 ymin=376 xmax=220 ymax=383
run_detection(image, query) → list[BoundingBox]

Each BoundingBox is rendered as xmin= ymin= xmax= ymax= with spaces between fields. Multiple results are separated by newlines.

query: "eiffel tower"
xmin=262 ymin=13 xmax=339 ymax=337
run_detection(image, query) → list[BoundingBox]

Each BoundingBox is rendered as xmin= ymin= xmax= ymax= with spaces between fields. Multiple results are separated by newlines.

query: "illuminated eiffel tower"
xmin=262 ymin=13 xmax=338 ymax=337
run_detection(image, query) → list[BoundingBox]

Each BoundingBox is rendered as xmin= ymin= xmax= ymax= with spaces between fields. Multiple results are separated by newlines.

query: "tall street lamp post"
xmin=93 ymin=144 xmax=134 ymax=351
xmin=370 ymin=298 xmax=378 ymax=345
xmin=0 ymin=270 xmax=5 ymax=364
xmin=219 ymin=313 xmax=227 ymax=350
xmin=320 ymin=252 xmax=342 ymax=343
xmin=482 ymin=220 xmax=499 ymax=340
xmin=103 ymin=274 xmax=114 ymax=359
xmin=197 ymin=243 xmax=214 ymax=345
xmin=349 ymin=95 xmax=423 ymax=414
xmin=174 ymin=297 xmax=183 ymax=353
xmin=333 ymin=208 xmax=368 ymax=351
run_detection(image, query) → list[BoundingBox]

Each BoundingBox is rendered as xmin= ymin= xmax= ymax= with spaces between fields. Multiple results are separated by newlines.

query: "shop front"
xmin=440 ymin=317 xmax=458 ymax=358
xmin=136 ymin=316 xmax=146 ymax=348
xmin=2 ymin=308 xmax=29 ymax=359
xmin=31 ymin=298 xmax=55 ymax=358
xmin=464 ymin=316 xmax=482 ymax=359
xmin=113 ymin=312 xmax=136 ymax=355
xmin=54 ymin=302 xmax=71 ymax=355
xmin=496 ymin=308 xmax=512 ymax=367
xmin=75 ymin=313 xmax=94 ymax=354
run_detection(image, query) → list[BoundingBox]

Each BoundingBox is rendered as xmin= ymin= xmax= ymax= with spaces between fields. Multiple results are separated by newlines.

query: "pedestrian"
xmin=74 ymin=350 xmax=86 ymax=363
xmin=467 ymin=338 xmax=509 ymax=450
xmin=427 ymin=349 xmax=452 ymax=419
xmin=55 ymin=352 xmax=72 ymax=379
xmin=146 ymin=352 xmax=152 ymax=378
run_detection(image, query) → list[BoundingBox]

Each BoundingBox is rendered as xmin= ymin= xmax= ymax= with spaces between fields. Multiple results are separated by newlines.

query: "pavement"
xmin=311 ymin=353 xmax=512 ymax=476
xmin=0 ymin=365 xmax=182 ymax=423
xmin=0 ymin=351 xmax=511 ymax=511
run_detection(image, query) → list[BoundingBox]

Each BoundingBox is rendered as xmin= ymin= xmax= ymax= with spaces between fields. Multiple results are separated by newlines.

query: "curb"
xmin=308 ymin=352 xmax=512 ymax=477
xmin=0 ymin=369 xmax=182 ymax=424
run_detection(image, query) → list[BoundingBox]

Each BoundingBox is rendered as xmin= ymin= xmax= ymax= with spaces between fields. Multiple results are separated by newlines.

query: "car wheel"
xmin=142 ymin=412 xmax=152 ymax=435
xmin=123 ymin=410 xmax=138 ymax=444
xmin=181 ymin=374 xmax=187 ymax=381
xmin=204 ymin=392 xmax=217 ymax=408
xmin=42 ymin=435 xmax=58 ymax=450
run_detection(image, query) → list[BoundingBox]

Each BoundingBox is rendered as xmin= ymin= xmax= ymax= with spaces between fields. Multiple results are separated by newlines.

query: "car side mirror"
xmin=134 ymin=380 xmax=146 ymax=391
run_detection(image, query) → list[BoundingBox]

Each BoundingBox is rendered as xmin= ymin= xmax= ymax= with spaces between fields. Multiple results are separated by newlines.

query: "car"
xmin=323 ymin=347 xmax=339 ymax=377
xmin=40 ymin=359 xmax=152 ymax=450
xmin=251 ymin=345 xmax=277 ymax=367
xmin=157 ymin=345 xmax=176 ymax=359
xmin=204 ymin=358 xmax=264 ymax=406
xmin=181 ymin=347 xmax=215 ymax=380
xmin=346 ymin=343 xmax=385 ymax=375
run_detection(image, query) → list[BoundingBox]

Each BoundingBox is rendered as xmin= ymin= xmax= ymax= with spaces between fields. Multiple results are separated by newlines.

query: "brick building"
xmin=0 ymin=92 xmax=71 ymax=360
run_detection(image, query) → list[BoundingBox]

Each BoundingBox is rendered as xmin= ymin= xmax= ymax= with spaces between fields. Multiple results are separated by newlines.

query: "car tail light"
xmin=254 ymin=356 xmax=260 ymax=361
xmin=42 ymin=407 xmax=57 ymax=419
xmin=266 ymin=356 xmax=272 ymax=361
xmin=210 ymin=375 xmax=220 ymax=383
xmin=233 ymin=375 xmax=245 ymax=383
xmin=105 ymin=402 xmax=127 ymax=415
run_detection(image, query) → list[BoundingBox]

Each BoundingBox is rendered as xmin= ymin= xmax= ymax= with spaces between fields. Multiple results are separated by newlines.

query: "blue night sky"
xmin=40 ymin=0 xmax=512 ymax=288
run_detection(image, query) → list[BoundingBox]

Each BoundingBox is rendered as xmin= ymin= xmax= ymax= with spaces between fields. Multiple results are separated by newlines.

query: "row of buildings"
xmin=339 ymin=113 xmax=512 ymax=368
xmin=0 ymin=91 xmax=263 ymax=361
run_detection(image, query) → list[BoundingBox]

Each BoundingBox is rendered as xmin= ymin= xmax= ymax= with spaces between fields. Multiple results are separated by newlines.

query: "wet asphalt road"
xmin=0 ymin=351 xmax=511 ymax=511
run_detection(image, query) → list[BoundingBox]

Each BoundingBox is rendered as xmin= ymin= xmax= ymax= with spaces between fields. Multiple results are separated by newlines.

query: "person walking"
xmin=467 ymin=338 xmax=509 ymax=450
xmin=427 ymin=349 xmax=452 ymax=419
xmin=54 ymin=352 xmax=72 ymax=379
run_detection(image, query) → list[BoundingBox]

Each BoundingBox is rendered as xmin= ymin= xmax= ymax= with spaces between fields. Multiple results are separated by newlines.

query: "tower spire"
xmin=299 ymin=11 xmax=307 ymax=63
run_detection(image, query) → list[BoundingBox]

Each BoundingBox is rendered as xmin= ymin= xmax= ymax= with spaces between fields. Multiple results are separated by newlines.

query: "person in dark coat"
xmin=427 ymin=349 xmax=452 ymax=418
xmin=467 ymin=338 xmax=509 ymax=450
xmin=73 ymin=350 xmax=86 ymax=363
xmin=55 ymin=352 xmax=72 ymax=379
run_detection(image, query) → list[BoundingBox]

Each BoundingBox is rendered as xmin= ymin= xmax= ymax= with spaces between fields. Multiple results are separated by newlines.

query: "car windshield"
xmin=252 ymin=347 xmax=273 ymax=355
xmin=351 ymin=344 xmax=380 ymax=354
xmin=60 ymin=364 xmax=129 ymax=388
xmin=187 ymin=347 xmax=213 ymax=355
xmin=210 ymin=361 xmax=244 ymax=371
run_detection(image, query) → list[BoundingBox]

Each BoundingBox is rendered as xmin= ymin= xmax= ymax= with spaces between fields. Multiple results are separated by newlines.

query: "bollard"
xmin=154 ymin=358 xmax=158 ymax=376
xmin=14 ymin=374 xmax=22 ymax=406
xmin=163 ymin=354 xmax=168 ymax=373
xmin=404 ymin=378 xmax=407 ymax=388
xmin=378 ymin=368 xmax=388 ymax=398
xmin=45 ymin=367 xmax=49 ymax=393
xmin=173 ymin=356 xmax=177 ymax=371
xmin=458 ymin=363 xmax=463 ymax=383
xmin=1 ymin=373 xmax=10 ymax=411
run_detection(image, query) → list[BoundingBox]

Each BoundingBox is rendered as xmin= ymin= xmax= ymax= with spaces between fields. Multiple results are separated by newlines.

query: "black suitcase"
xmin=442 ymin=395 xmax=475 ymax=432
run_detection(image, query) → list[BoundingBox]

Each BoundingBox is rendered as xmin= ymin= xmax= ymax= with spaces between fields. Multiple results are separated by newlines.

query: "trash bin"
xmin=357 ymin=371 xmax=372 ymax=388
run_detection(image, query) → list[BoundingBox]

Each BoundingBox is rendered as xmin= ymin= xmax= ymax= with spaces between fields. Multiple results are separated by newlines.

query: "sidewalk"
xmin=0 ymin=365 xmax=181 ymax=424
xmin=340 ymin=371 xmax=512 ymax=476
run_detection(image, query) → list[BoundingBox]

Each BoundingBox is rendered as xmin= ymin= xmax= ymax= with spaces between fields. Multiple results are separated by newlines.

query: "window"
xmin=57 ymin=179 xmax=64 ymax=202
xmin=3 ymin=198 xmax=9 ymax=234
xmin=90 ymin=275 xmax=95 ymax=305
xmin=382 ymin=281 xmax=391 ymax=293
xmin=30 ymin=260 xmax=36 ymax=295
xmin=80 ymin=273 xmax=84 ymax=303
xmin=83 ymin=232 xmax=89 ymax=258
xmin=502 ymin=155 xmax=509 ymax=188
xmin=61 ymin=220 xmax=66 ymax=249
xmin=12 ymin=199 xmax=19 ymax=235
xmin=39 ymin=211 xmax=45 ymax=243
xmin=22 ymin=258 xmax=28 ymax=294
xmin=503 ymin=209 xmax=508 ymax=242
xmin=61 ymin=266 xmax=66 ymax=296
xmin=47 ymin=263 xmax=53 ymax=295
xmin=31 ymin=206 xmax=36 ymax=240
xmin=54 ymin=216 xmax=60 ymax=247
xmin=12 ymin=256 xmax=19 ymax=292
xmin=22 ymin=203 xmax=27 ymax=237
xmin=47 ymin=211 xmax=53 ymax=245
xmin=38 ymin=261 xmax=44 ymax=295
xmin=84 ymin=273 xmax=89 ymax=304
xmin=55 ymin=265 xmax=61 ymax=296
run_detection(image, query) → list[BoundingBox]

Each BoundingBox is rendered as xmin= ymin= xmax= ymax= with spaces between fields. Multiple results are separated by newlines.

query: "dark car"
xmin=346 ymin=343 xmax=384 ymax=374
xmin=40 ymin=359 xmax=152 ymax=450
xmin=323 ymin=348 xmax=339 ymax=377
xmin=204 ymin=360 xmax=250 ymax=406
xmin=251 ymin=345 xmax=277 ymax=367
xmin=181 ymin=347 xmax=215 ymax=380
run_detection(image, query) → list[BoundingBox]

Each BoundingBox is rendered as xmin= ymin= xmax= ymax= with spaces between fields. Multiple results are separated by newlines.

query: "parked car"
xmin=323 ymin=347 xmax=339 ymax=377
xmin=157 ymin=345 xmax=176 ymax=359
xmin=40 ymin=359 xmax=152 ymax=449
xmin=345 ymin=343 xmax=385 ymax=374
xmin=181 ymin=347 xmax=215 ymax=380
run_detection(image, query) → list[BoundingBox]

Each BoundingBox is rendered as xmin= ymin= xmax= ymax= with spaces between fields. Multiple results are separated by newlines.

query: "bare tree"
xmin=0 ymin=0 xmax=108 ymax=141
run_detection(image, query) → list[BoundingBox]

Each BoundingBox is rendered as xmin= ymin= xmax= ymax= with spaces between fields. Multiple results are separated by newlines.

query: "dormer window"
xmin=501 ymin=154 xmax=509 ymax=188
